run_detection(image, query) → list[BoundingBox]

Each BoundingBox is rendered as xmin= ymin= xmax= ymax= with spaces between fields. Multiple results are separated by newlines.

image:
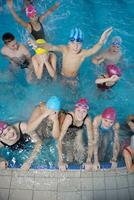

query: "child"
xmin=31 ymin=39 xmax=56 ymax=79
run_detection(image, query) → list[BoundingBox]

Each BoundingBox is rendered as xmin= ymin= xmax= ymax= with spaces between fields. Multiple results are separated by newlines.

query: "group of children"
xmin=0 ymin=1 xmax=133 ymax=172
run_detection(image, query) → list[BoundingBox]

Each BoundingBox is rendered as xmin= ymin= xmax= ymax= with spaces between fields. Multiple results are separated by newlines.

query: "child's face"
xmin=69 ymin=41 xmax=82 ymax=54
xmin=101 ymin=118 xmax=114 ymax=129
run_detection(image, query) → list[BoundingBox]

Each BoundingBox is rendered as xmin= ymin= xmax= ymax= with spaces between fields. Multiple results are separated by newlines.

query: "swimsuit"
xmin=62 ymin=112 xmax=88 ymax=164
xmin=0 ymin=122 xmax=31 ymax=151
xmin=10 ymin=56 xmax=29 ymax=69
xmin=29 ymin=18 xmax=45 ymax=40
xmin=98 ymin=122 xmax=114 ymax=162
xmin=63 ymin=112 xmax=88 ymax=141
xmin=35 ymin=117 xmax=53 ymax=140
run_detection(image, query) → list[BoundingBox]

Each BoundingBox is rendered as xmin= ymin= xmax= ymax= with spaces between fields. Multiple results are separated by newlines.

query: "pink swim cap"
xmin=102 ymin=107 xmax=116 ymax=121
xmin=26 ymin=5 xmax=37 ymax=18
xmin=75 ymin=98 xmax=89 ymax=110
xmin=0 ymin=121 xmax=8 ymax=135
xmin=107 ymin=64 xmax=122 ymax=77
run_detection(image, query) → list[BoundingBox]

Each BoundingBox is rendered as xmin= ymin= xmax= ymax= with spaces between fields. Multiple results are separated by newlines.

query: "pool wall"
xmin=0 ymin=168 xmax=133 ymax=200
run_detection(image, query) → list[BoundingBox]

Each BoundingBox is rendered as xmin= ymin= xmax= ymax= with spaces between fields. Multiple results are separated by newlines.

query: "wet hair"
xmin=2 ymin=33 xmax=15 ymax=44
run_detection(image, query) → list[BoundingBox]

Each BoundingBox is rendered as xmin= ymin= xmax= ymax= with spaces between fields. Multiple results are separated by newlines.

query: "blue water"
xmin=0 ymin=0 xmax=134 ymax=168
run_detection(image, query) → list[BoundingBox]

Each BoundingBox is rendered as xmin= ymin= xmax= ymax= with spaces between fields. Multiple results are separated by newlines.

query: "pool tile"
xmin=12 ymin=169 xmax=35 ymax=177
xmin=106 ymin=189 xmax=118 ymax=200
xmin=11 ymin=176 xmax=34 ymax=190
xmin=58 ymin=178 xmax=80 ymax=192
xmin=129 ymin=187 xmax=134 ymax=200
xmin=94 ymin=190 xmax=106 ymax=200
xmin=58 ymin=170 xmax=81 ymax=178
xmin=81 ymin=191 xmax=93 ymax=200
xmin=105 ymin=176 xmax=117 ymax=189
xmin=0 ymin=176 xmax=11 ymax=189
xmin=0 ymin=169 xmax=12 ymax=176
xmin=80 ymin=171 xmax=92 ymax=178
xmin=128 ymin=174 xmax=134 ymax=187
xmin=58 ymin=191 xmax=81 ymax=200
xmin=93 ymin=177 xmax=105 ymax=190
xmin=34 ymin=170 xmax=58 ymax=178
xmin=117 ymin=189 xmax=130 ymax=200
xmin=9 ymin=189 xmax=33 ymax=200
xmin=116 ymin=175 xmax=128 ymax=189
xmin=81 ymin=178 xmax=93 ymax=190
xmin=33 ymin=191 xmax=57 ymax=200
xmin=0 ymin=189 xmax=9 ymax=200
xmin=34 ymin=177 xmax=57 ymax=191
xmin=92 ymin=171 xmax=105 ymax=177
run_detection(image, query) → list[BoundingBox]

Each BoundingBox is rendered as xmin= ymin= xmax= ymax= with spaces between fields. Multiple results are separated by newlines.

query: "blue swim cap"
xmin=112 ymin=36 xmax=122 ymax=47
xmin=69 ymin=28 xmax=83 ymax=43
xmin=46 ymin=96 xmax=61 ymax=111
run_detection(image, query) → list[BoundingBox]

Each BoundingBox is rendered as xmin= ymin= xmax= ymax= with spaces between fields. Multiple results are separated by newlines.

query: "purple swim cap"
xmin=75 ymin=98 xmax=89 ymax=110
xmin=107 ymin=64 xmax=122 ymax=77
xmin=102 ymin=107 xmax=116 ymax=121
xmin=26 ymin=5 xmax=37 ymax=18
xmin=0 ymin=121 xmax=8 ymax=135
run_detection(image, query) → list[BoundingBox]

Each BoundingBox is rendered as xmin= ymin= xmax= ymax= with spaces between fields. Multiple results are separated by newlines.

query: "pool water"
xmin=0 ymin=0 xmax=134 ymax=168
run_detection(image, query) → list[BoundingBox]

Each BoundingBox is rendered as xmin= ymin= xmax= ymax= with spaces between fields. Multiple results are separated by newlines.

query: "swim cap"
xmin=46 ymin=96 xmax=61 ymax=111
xmin=130 ymin=135 xmax=134 ymax=149
xmin=69 ymin=28 xmax=83 ymax=42
xmin=102 ymin=107 xmax=116 ymax=121
xmin=0 ymin=121 xmax=8 ymax=135
xmin=35 ymin=39 xmax=48 ymax=55
xmin=112 ymin=36 xmax=122 ymax=47
xmin=107 ymin=64 xmax=122 ymax=77
xmin=26 ymin=5 xmax=37 ymax=18
xmin=75 ymin=98 xmax=89 ymax=110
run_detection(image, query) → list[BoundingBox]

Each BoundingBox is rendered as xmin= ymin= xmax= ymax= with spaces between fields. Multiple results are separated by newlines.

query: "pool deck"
xmin=0 ymin=167 xmax=133 ymax=200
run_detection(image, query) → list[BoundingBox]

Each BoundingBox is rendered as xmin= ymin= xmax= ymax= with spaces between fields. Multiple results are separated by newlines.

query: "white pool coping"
xmin=0 ymin=167 xmax=133 ymax=200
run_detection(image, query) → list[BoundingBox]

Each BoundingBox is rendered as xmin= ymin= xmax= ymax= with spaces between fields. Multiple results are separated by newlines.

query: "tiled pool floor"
xmin=0 ymin=168 xmax=133 ymax=200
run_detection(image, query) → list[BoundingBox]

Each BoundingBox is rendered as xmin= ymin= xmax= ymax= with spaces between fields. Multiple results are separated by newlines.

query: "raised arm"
xmin=28 ymin=38 xmax=65 ymax=53
xmin=84 ymin=27 xmax=113 ymax=57
xmin=27 ymin=105 xmax=53 ymax=132
xmin=7 ymin=0 xmax=28 ymax=28
xmin=39 ymin=2 xmax=60 ymax=23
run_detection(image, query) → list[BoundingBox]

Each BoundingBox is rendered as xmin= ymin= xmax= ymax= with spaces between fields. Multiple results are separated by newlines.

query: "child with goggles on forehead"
xmin=92 ymin=36 xmax=122 ymax=66
xmin=28 ymin=27 xmax=113 ymax=85
xmin=7 ymin=0 xmax=60 ymax=40
xmin=58 ymin=98 xmax=94 ymax=171
xmin=0 ymin=121 xmax=42 ymax=170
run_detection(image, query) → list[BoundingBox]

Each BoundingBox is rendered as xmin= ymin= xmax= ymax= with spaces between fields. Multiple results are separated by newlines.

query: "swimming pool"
xmin=0 ymin=0 xmax=134 ymax=169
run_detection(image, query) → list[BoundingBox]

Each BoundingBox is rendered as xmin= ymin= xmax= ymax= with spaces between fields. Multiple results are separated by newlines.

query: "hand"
xmin=27 ymin=39 xmax=37 ymax=50
xmin=58 ymin=161 xmax=68 ymax=171
xmin=110 ymin=160 xmax=117 ymax=169
xmin=7 ymin=0 xmax=13 ymax=9
xmin=44 ymin=109 xmax=56 ymax=118
xmin=0 ymin=161 xmax=8 ymax=169
xmin=92 ymin=162 xmax=100 ymax=171
xmin=83 ymin=162 xmax=93 ymax=171
xmin=21 ymin=161 xmax=31 ymax=171
xmin=110 ymin=75 xmax=119 ymax=82
xmin=100 ymin=27 xmax=113 ymax=44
